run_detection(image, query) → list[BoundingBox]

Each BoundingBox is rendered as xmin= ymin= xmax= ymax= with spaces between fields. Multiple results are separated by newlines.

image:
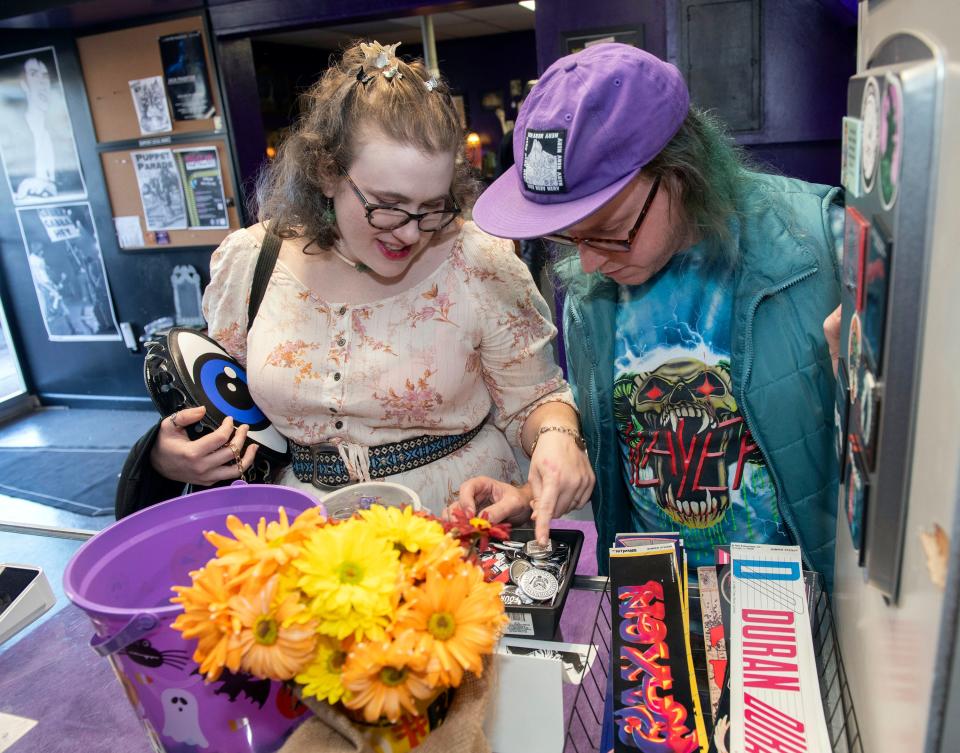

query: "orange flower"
xmin=341 ymin=631 xmax=434 ymax=723
xmin=231 ymin=575 xmax=318 ymax=681
xmin=204 ymin=506 xmax=325 ymax=582
xmin=171 ymin=562 xmax=244 ymax=681
xmin=396 ymin=562 xmax=507 ymax=687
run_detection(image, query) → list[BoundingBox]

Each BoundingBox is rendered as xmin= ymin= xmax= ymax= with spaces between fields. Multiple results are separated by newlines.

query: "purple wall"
xmin=533 ymin=0 xmax=667 ymax=73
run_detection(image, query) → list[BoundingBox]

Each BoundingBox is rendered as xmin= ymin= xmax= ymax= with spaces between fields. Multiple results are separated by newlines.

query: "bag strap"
xmin=247 ymin=226 xmax=282 ymax=331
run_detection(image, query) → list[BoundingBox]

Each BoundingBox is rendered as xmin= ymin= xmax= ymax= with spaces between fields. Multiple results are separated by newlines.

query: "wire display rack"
xmin=563 ymin=574 xmax=863 ymax=753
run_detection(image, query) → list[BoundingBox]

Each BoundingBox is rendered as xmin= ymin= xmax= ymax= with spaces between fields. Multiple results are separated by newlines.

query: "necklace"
xmin=330 ymin=246 xmax=370 ymax=273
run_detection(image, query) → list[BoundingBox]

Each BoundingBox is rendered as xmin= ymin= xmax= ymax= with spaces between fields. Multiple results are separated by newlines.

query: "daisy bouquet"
xmin=169 ymin=503 xmax=509 ymax=726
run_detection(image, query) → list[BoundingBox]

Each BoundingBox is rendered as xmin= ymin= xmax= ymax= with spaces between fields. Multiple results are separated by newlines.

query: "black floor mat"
xmin=0 ymin=447 xmax=126 ymax=516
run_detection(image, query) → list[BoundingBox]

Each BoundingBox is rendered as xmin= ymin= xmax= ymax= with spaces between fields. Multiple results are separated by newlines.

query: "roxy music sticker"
xmin=522 ymin=128 xmax=567 ymax=194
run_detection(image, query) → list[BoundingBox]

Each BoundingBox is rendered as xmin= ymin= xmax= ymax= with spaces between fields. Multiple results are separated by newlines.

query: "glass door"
xmin=0 ymin=295 xmax=32 ymax=421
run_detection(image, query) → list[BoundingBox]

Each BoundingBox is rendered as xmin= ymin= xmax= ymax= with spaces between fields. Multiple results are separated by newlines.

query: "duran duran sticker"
xmin=522 ymin=128 xmax=567 ymax=194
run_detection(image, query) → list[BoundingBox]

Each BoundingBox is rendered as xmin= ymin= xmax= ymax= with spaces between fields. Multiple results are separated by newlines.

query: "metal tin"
xmin=524 ymin=538 xmax=554 ymax=560
xmin=518 ymin=568 xmax=559 ymax=601
xmin=509 ymin=558 xmax=533 ymax=584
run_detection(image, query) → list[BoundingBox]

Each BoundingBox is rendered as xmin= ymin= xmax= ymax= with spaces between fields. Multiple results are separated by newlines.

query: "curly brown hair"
xmin=254 ymin=41 xmax=477 ymax=250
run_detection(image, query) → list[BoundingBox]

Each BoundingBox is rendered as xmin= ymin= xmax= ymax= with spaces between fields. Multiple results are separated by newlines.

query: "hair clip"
xmin=383 ymin=65 xmax=402 ymax=80
xmin=424 ymin=77 xmax=439 ymax=92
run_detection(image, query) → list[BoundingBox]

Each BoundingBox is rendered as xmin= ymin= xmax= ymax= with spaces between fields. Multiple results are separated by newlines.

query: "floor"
xmin=0 ymin=407 xmax=157 ymax=650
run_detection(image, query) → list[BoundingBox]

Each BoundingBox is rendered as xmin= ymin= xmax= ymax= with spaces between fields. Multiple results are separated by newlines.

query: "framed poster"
xmin=562 ymin=26 xmax=644 ymax=55
xmin=15 ymin=203 xmax=121 ymax=341
xmin=0 ymin=46 xmax=86 ymax=205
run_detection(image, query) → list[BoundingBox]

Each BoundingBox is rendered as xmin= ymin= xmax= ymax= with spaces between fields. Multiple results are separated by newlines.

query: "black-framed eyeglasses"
xmin=543 ymin=175 xmax=662 ymax=253
xmin=340 ymin=170 xmax=461 ymax=233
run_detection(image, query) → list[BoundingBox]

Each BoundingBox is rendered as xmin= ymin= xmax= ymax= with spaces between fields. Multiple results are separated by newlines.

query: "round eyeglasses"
xmin=341 ymin=171 xmax=461 ymax=233
xmin=543 ymin=175 xmax=661 ymax=253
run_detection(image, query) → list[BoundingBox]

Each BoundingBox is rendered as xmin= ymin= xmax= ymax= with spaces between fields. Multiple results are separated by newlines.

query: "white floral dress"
xmin=202 ymin=221 xmax=576 ymax=515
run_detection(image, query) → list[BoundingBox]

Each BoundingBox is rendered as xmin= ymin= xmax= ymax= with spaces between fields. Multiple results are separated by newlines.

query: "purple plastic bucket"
xmin=63 ymin=482 xmax=323 ymax=753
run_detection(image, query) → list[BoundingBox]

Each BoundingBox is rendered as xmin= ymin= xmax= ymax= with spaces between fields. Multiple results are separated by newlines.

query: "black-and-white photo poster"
xmin=0 ymin=46 xmax=86 ymax=205
xmin=132 ymin=148 xmax=187 ymax=231
xmin=128 ymin=75 xmax=172 ymax=135
xmin=16 ymin=203 xmax=121 ymax=341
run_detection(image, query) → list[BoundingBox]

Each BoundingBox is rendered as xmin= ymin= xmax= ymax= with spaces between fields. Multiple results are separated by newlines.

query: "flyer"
xmin=129 ymin=76 xmax=172 ymax=135
xmin=159 ymin=31 xmax=215 ymax=121
xmin=132 ymin=149 xmax=187 ymax=231
xmin=175 ymin=147 xmax=228 ymax=228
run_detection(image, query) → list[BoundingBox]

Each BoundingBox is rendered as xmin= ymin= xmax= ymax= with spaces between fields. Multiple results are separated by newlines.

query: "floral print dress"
xmin=202 ymin=221 xmax=576 ymax=515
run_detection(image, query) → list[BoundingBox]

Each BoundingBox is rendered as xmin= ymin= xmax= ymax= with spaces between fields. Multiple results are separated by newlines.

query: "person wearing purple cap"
xmin=460 ymin=43 xmax=843 ymax=583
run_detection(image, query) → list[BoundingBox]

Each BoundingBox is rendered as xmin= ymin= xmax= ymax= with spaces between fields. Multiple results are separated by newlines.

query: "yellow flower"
xmin=358 ymin=504 xmax=447 ymax=566
xmin=342 ymin=630 xmax=434 ymax=723
xmin=294 ymin=518 xmax=401 ymax=641
xmin=396 ymin=562 xmax=507 ymax=688
xmin=204 ymin=506 xmax=326 ymax=582
xmin=231 ymin=575 xmax=318 ymax=681
xmin=296 ymin=636 xmax=350 ymax=705
xmin=171 ymin=562 xmax=244 ymax=681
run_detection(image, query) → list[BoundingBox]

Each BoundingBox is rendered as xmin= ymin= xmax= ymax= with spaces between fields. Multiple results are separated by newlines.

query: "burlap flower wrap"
xmin=279 ymin=658 xmax=496 ymax=753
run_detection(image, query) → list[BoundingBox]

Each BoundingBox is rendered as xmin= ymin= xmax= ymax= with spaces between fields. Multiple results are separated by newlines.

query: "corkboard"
xmin=77 ymin=17 xmax=222 ymax=144
xmin=100 ymin=140 xmax=240 ymax=249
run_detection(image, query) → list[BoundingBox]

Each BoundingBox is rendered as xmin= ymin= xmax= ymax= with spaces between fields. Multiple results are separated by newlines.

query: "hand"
xmin=451 ymin=477 xmax=534 ymax=526
xmin=149 ymin=405 xmax=258 ymax=485
xmin=527 ymin=431 xmax=595 ymax=545
xmin=823 ymin=304 xmax=842 ymax=376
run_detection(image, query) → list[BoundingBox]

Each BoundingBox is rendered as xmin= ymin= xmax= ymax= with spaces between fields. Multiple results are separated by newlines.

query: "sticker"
xmin=863 ymin=219 xmax=892 ymax=371
xmin=155 ymin=230 xmax=171 ymax=245
xmin=879 ymin=74 xmax=903 ymax=210
xmin=842 ymin=206 xmax=869 ymax=310
xmin=847 ymin=448 xmax=868 ymax=562
xmin=841 ymin=116 xmax=863 ymax=197
xmin=848 ymin=312 xmax=863 ymax=403
xmin=860 ymin=76 xmax=881 ymax=193
xmin=835 ymin=360 xmax=850 ymax=475
xmin=522 ymin=128 xmax=567 ymax=194
xmin=860 ymin=370 xmax=879 ymax=470
xmin=504 ymin=611 xmax=536 ymax=636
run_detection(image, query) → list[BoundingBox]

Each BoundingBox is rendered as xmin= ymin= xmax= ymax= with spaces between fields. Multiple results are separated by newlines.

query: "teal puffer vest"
xmin=559 ymin=173 xmax=842 ymax=587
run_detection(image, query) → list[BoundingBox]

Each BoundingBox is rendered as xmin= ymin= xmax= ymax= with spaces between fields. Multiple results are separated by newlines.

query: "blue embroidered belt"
xmin=290 ymin=419 xmax=487 ymax=489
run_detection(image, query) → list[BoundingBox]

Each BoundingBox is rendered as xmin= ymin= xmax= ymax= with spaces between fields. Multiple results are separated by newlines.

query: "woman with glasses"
xmin=462 ymin=43 xmax=843 ymax=587
xmin=140 ymin=40 xmax=594 ymax=536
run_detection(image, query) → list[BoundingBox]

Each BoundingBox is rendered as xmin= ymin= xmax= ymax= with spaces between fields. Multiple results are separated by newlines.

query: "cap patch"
xmin=522 ymin=129 xmax=567 ymax=194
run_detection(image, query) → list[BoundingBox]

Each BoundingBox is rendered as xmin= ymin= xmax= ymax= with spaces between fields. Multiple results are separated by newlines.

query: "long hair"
xmin=253 ymin=41 xmax=477 ymax=250
xmin=643 ymin=107 xmax=758 ymax=267
xmin=552 ymin=107 xmax=758 ymax=292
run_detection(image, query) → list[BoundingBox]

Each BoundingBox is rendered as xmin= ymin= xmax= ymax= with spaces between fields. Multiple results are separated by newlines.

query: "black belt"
xmin=290 ymin=419 xmax=487 ymax=490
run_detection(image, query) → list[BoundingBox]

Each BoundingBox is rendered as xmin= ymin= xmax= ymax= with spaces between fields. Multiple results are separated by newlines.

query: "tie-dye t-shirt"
xmin=613 ymin=245 xmax=790 ymax=569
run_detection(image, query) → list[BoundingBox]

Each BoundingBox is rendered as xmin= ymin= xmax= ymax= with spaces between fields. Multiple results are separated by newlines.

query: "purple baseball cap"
xmin=473 ymin=43 xmax=689 ymax=240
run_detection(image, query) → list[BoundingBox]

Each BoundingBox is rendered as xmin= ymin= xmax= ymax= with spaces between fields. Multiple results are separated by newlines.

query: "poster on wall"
xmin=159 ymin=31 xmax=215 ymax=121
xmin=0 ymin=46 xmax=86 ymax=205
xmin=128 ymin=75 xmax=172 ymax=135
xmin=132 ymin=148 xmax=187 ymax=231
xmin=15 ymin=203 xmax=121 ymax=341
xmin=175 ymin=147 xmax=228 ymax=228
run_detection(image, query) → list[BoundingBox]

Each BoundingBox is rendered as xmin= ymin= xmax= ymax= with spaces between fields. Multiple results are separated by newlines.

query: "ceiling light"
xmin=518 ymin=1 xmax=536 ymax=11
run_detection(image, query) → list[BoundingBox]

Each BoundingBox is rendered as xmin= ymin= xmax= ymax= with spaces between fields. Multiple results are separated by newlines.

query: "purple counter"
xmin=0 ymin=518 xmax=601 ymax=753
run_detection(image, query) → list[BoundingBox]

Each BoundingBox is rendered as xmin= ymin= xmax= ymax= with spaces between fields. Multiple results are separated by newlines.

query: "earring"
xmin=322 ymin=196 xmax=336 ymax=225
